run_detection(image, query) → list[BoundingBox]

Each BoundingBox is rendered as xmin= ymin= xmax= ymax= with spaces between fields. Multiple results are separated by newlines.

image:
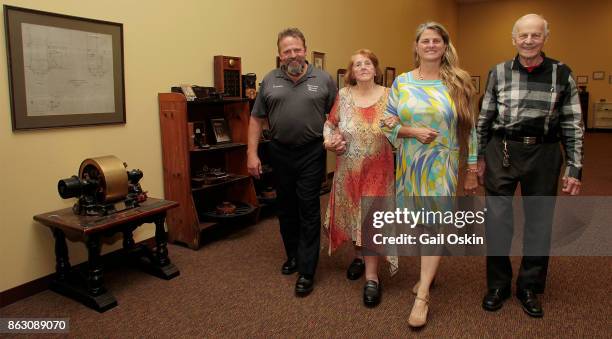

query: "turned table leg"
xmin=122 ymin=227 xmax=135 ymax=251
xmin=52 ymin=228 xmax=71 ymax=281
xmin=86 ymin=235 xmax=104 ymax=296
xmin=154 ymin=214 xmax=170 ymax=267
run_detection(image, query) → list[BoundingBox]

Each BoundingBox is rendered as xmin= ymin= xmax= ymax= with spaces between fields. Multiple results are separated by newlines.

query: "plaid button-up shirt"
xmin=477 ymin=54 xmax=584 ymax=179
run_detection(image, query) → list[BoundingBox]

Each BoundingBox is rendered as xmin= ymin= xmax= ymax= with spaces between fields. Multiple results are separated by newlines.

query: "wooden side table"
xmin=33 ymin=198 xmax=180 ymax=312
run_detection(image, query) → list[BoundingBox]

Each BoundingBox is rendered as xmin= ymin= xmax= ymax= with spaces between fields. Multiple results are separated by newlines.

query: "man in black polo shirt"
xmin=248 ymin=28 xmax=336 ymax=296
xmin=477 ymin=14 xmax=584 ymax=317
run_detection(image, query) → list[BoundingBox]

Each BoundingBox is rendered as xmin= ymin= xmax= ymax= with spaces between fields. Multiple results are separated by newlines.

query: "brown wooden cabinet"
xmin=158 ymin=93 xmax=258 ymax=249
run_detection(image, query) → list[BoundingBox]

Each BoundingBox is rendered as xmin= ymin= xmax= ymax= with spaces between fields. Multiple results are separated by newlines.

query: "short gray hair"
xmin=512 ymin=14 xmax=549 ymax=37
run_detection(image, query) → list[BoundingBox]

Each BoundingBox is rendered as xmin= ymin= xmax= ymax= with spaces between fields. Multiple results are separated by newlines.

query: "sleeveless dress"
xmin=323 ymin=86 xmax=398 ymax=274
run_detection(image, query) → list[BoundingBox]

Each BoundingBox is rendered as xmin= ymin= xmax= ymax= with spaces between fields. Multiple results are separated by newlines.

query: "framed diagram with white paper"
xmin=4 ymin=5 xmax=125 ymax=130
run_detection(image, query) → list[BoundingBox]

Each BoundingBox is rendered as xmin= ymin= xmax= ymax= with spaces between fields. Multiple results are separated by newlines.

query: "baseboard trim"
xmin=0 ymin=236 xmax=157 ymax=308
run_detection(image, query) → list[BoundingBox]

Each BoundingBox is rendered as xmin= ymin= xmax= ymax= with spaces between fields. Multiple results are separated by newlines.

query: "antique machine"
xmin=57 ymin=155 xmax=147 ymax=216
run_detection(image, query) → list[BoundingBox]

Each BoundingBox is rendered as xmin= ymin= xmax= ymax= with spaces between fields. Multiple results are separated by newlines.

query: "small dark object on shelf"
xmin=193 ymin=166 xmax=231 ymax=185
xmin=192 ymin=122 xmax=211 ymax=149
xmin=242 ymin=73 xmax=257 ymax=99
xmin=216 ymin=201 xmax=237 ymax=215
xmin=201 ymin=201 xmax=256 ymax=222
xmin=261 ymin=187 xmax=276 ymax=199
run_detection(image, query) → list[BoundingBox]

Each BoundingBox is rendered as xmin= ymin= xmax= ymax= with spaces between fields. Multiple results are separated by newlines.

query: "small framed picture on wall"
xmin=312 ymin=51 xmax=325 ymax=70
xmin=593 ymin=71 xmax=605 ymax=80
xmin=576 ymin=75 xmax=588 ymax=84
xmin=384 ymin=67 xmax=396 ymax=88
xmin=337 ymin=69 xmax=347 ymax=89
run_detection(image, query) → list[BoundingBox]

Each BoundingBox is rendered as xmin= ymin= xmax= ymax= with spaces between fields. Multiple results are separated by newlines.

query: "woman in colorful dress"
xmin=323 ymin=49 xmax=397 ymax=308
xmin=382 ymin=22 xmax=479 ymax=327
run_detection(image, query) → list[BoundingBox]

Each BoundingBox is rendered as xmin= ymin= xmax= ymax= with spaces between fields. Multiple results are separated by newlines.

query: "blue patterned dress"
xmin=383 ymin=71 xmax=477 ymax=205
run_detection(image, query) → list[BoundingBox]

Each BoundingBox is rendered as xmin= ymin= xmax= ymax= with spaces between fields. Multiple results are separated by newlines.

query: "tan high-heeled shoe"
xmin=408 ymin=295 xmax=430 ymax=328
xmin=412 ymin=278 xmax=436 ymax=295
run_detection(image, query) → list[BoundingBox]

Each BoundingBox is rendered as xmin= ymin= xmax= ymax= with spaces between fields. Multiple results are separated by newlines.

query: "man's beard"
xmin=281 ymin=58 xmax=306 ymax=76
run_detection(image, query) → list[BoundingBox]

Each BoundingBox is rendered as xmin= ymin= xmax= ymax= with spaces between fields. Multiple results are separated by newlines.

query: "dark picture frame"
xmin=4 ymin=5 xmax=125 ymax=130
xmin=576 ymin=75 xmax=588 ymax=84
xmin=375 ymin=73 xmax=384 ymax=86
xmin=312 ymin=51 xmax=325 ymax=70
xmin=209 ymin=117 xmax=232 ymax=144
xmin=593 ymin=71 xmax=605 ymax=80
xmin=384 ymin=67 xmax=396 ymax=88
xmin=471 ymin=75 xmax=481 ymax=94
xmin=336 ymin=68 xmax=347 ymax=89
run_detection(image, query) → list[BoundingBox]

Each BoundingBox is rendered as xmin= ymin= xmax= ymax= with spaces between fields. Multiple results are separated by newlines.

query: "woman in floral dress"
xmin=323 ymin=49 xmax=396 ymax=308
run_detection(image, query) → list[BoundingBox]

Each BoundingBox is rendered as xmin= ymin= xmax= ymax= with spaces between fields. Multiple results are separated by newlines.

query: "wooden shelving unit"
xmin=158 ymin=93 xmax=258 ymax=249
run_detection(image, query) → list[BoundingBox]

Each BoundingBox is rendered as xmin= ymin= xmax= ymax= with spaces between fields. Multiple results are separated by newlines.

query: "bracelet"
xmin=466 ymin=167 xmax=478 ymax=174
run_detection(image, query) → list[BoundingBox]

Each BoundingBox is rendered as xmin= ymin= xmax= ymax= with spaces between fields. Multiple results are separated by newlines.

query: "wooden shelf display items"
xmin=158 ymin=93 xmax=259 ymax=249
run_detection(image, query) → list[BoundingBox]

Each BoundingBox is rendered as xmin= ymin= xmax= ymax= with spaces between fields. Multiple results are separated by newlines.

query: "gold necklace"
xmin=417 ymin=67 xmax=440 ymax=80
xmin=417 ymin=68 xmax=424 ymax=80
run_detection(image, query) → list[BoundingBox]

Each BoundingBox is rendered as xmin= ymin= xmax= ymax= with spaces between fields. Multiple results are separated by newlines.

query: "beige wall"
xmin=457 ymin=0 xmax=612 ymax=127
xmin=0 ymin=0 xmax=458 ymax=292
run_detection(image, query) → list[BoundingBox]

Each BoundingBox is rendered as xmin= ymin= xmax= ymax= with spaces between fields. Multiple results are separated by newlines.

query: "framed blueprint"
xmin=4 ymin=5 xmax=125 ymax=130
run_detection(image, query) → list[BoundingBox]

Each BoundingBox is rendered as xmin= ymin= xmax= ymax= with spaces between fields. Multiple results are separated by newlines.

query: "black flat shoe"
xmin=363 ymin=280 xmax=381 ymax=308
xmin=347 ymin=258 xmax=365 ymax=280
xmin=281 ymin=257 xmax=297 ymax=275
xmin=295 ymin=274 xmax=314 ymax=296
xmin=517 ymin=289 xmax=543 ymax=318
xmin=482 ymin=287 xmax=511 ymax=311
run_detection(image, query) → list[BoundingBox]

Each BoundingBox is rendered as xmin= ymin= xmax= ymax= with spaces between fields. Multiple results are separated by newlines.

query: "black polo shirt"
xmin=251 ymin=64 xmax=337 ymax=146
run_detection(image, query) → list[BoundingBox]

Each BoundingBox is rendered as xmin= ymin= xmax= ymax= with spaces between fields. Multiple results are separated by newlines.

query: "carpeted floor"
xmin=2 ymin=133 xmax=611 ymax=337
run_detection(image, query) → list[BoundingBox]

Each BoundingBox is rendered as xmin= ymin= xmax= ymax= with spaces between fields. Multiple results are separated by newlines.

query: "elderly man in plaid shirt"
xmin=477 ymin=14 xmax=584 ymax=318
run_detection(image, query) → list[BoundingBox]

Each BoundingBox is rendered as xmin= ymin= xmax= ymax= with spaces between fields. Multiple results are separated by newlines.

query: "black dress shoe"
xmin=363 ymin=280 xmax=381 ymax=308
xmin=281 ymin=257 xmax=297 ymax=275
xmin=295 ymin=274 xmax=314 ymax=296
xmin=517 ymin=289 xmax=543 ymax=318
xmin=347 ymin=258 xmax=365 ymax=280
xmin=482 ymin=287 xmax=511 ymax=311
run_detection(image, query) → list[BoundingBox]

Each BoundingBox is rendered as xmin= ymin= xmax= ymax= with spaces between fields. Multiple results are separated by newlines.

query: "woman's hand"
xmin=380 ymin=116 xmax=400 ymax=128
xmin=410 ymin=127 xmax=439 ymax=144
xmin=464 ymin=172 xmax=478 ymax=195
xmin=324 ymin=133 xmax=347 ymax=155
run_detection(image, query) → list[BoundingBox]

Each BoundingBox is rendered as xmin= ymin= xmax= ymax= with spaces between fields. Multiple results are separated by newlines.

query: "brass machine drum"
xmin=78 ymin=155 xmax=128 ymax=202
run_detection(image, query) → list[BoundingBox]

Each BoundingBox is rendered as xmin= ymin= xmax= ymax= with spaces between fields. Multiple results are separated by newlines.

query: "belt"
xmin=494 ymin=131 xmax=559 ymax=145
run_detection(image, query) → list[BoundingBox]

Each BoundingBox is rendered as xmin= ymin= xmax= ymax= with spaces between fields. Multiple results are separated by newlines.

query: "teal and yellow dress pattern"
xmin=383 ymin=71 xmax=477 ymax=206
